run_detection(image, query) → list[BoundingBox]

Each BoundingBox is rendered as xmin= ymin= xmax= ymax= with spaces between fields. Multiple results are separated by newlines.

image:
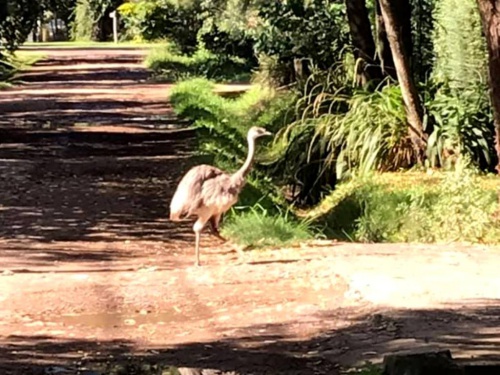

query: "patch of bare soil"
xmin=1 ymin=47 xmax=500 ymax=375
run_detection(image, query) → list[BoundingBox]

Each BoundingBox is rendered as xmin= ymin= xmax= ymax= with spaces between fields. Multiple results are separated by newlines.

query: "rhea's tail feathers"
xmin=169 ymin=189 xmax=190 ymax=221
xmin=169 ymin=201 xmax=186 ymax=221
xmin=170 ymin=207 xmax=191 ymax=221
xmin=169 ymin=211 xmax=182 ymax=221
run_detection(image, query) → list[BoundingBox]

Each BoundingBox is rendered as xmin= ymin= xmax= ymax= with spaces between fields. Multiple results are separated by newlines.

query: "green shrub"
xmin=169 ymin=77 xmax=223 ymax=120
xmin=251 ymin=88 xmax=298 ymax=133
xmin=427 ymin=0 xmax=493 ymax=170
xmin=425 ymin=83 xmax=494 ymax=171
xmin=171 ymin=78 xmax=243 ymax=172
xmin=0 ymin=60 xmax=15 ymax=84
xmin=71 ymin=0 xmax=121 ymax=41
xmin=171 ymin=78 xmax=274 ymax=184
xmin=253 ymin=0 xmax=349 ymax=85
xmin=116 ymin=1 xmax=146 ymax=42
xmin=425 ymin=165 xmax=498 ymax=242
xmin=118 ymin=0 xmax=203 ymax=53
xmin=411 ymin=0 xmax=436 ymax=83
xmin=221 ymin=205 xmax=314 ymax=247
xmin=199 ymin=20 xmax=257 ymax=67
xmin=311 ymin=165 xmax=500 ymax=244
xmin=272 ymin=77 xmax=410 ymax=205
xmin=314 ymin=84 xmax=412 ymax=178
xmin=145 ymin=46 xmax=252 ymax=82
xmin=170 ymin=77 xmax=275 ymax=136
xmin=1 ymin=52 xmax=45 ymax=88
xmin=252 ymin=54 xmax=292 ymax=87
xmin=0 ymin=0 xmax=40 ymax=54
xmin=71 ymin=0 xmax=96 ymax=41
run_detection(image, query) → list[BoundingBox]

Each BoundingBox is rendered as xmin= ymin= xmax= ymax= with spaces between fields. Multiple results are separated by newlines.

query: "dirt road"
xmin=1 ymin=47 xmax=500 ymax=375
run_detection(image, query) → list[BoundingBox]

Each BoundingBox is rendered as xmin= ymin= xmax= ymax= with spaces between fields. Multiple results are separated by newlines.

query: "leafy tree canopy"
xmin=0 ymin=0 xmax=40 ymax=53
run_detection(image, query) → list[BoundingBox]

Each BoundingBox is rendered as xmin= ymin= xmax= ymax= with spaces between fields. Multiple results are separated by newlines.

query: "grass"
xmin=12 ymin=51 xmax=46 ymax=67
xmin=305 ymin=162 xmax=500 ymax=244
xmin=169 ymin=77 xmax=276 ymax=147
xmin=220 ymin=163 xmax=500 ymax=248
xmin=0 ymin=50 xmax=46 ymax=88
xmin=281 ymin=83 xmax=410 ymax=183
xmin=221 ymin=204 xmax=314 ymax=248
xmin=145 ymin=45 xmax=252 ymax=83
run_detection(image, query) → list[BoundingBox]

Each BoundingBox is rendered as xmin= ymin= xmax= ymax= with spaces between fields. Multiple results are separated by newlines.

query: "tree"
xmin=392 ymin=0 xmax=412 ymax=60
xmin=374 ymin=0 xmax=396 ymax=79
xmin=434 ymin=0 xmax=486 ymax=90
xmin=411 ymin=0 xmax=435 ymax=82
xmin=345 ymin=0 xmax=382 ymax=86
xmin=254 ymin=0 xmax=349 ymax=85
xmin=72 ymin=0 xmax=122 ymax=41
xmin=118 ymin=0 xmax=204 ymax=52
xmin=378 ymin=0 xmax=427 ymax=160
xmin=41 ymin=0 xmax=77 ymax=39
xmin=374 ymin=0 xmax=412 ymax=82
xmin=477 ymin=0 xmax=500 ymax=172
xmin=198 ymin=0 xmax=257 ymax=64
xmin=0 ymin=0 xmax=40 ymax=55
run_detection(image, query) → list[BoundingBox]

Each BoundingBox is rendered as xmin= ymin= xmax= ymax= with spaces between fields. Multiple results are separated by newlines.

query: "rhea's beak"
xmin=264 ymin=130 xmax=273 ymax=137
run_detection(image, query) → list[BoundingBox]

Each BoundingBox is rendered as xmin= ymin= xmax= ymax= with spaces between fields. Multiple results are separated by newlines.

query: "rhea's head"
xmin=247 ymin=126 xmax=273 ymax=142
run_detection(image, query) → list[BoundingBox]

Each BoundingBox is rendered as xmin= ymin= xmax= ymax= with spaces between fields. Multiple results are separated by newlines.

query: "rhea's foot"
xmin=209 ymin=227 xmax=227 ymax=242
xmin=213 ymin=233 xmax=227 ymax=242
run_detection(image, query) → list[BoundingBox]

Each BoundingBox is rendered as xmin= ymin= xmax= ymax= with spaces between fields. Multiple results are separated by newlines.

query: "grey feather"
xmin=169 ymin=164 xmax=226 ymax=220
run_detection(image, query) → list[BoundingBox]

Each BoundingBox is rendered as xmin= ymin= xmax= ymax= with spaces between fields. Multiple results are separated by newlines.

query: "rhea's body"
xmin=169 ymin=126 xmax=272 ymax=266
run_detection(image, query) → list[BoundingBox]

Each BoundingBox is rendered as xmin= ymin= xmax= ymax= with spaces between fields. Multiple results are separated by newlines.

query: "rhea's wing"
xmin=169 ymin=164 xmax=225 ymax=220
xmin=200 ymin=173 xmax=241 ymax=211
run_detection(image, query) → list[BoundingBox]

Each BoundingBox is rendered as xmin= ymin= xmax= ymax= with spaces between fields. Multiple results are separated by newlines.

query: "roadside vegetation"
xmin=117 ymin=0 xmax=500 ymax=248
xmin=0 ymin=51 xmax=45 ymax=89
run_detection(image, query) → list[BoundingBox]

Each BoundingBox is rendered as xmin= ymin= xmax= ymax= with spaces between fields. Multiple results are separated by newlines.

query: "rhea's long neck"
xmin=233 ymin=135 xmax=256 ymax=179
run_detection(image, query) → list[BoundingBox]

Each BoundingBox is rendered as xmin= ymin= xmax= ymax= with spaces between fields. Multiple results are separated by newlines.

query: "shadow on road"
xmin=2 ymin=301 xmax=500 ymax=374
xmin=0 ymin=128 xmax=203 ymax=266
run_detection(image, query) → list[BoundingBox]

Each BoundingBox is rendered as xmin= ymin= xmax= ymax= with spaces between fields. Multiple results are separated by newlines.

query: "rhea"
xmin=169 ymin=126 xmax=272 ymax=266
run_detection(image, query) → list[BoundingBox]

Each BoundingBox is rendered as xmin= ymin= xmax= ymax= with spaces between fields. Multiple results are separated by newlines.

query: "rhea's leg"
xmin=193 ymin=218 xmax=207 ymax=266
xmin=209 ymin=214 xmax=226 ymax=242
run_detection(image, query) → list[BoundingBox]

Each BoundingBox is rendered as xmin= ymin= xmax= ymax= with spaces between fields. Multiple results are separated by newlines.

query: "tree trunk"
xmin=345 ymin=0 xmax=382 ymax=86
xmin=393 ymin=0 xmax=413 ymax=60
xmin=379 ymin=0 xmax=427 ymax=161
xmin=375 ymin=0 xmax=397 ymax=79
xmin=476 ymin=0 xmax=500 ymax=172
